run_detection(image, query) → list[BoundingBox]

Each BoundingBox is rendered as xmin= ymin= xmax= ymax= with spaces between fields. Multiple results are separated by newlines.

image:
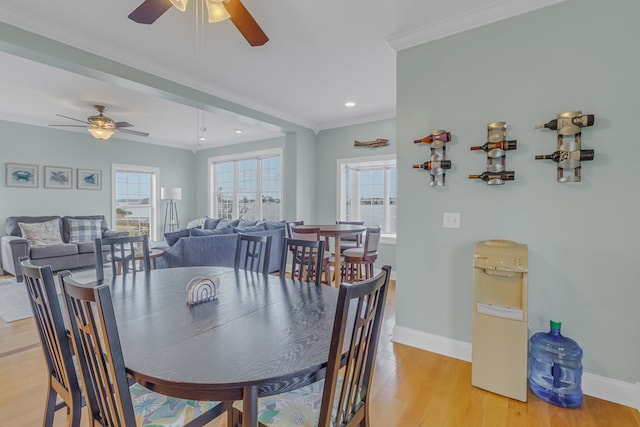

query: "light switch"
xmin=443 ymin=212 xmax=461 ymax=229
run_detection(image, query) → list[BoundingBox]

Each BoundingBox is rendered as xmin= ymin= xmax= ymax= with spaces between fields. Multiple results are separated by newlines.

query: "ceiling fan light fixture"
xmin=87 ymin=126 xmax=115 ymax=140
xmin=169 ymin=0 xmax=189 ymax=12
xmin=205 ymin=0 xmax=230 ymax=23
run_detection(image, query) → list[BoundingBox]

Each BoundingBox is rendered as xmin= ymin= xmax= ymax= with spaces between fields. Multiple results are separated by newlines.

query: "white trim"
xmin=392 ymin=325 xmax=640 ymax=411
xmin=385 ymin=0 xmax=567 ymax=52
xmin=111 ymin=163 xmax=160 ymax=241
xmin=208 ymin=148 xmax=283 ymax=164
xmin=336 ymin=154 xmax=397 ymax=237
xmin=393 ymin=325 xmax=472 ymax=362
xmin=207 ymin=148 xmax=284 ymax=220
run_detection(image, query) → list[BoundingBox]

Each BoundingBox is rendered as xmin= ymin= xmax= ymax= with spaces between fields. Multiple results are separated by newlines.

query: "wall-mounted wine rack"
xmin=534 ymin=111 xmax=595 ymax=182
xmin=469 ymin=122 xmax=517 ymax=185
xmin=412 ymin=130 xmax=452 ymax=187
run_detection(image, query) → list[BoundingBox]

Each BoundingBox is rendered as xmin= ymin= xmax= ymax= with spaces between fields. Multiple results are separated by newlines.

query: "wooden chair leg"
xmin=43 ymin=384 xmax=57 ymax=426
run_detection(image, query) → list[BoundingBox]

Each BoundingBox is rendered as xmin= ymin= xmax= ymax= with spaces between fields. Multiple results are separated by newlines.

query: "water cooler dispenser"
xmin=472 ymin=239 xmax=528 ymax=401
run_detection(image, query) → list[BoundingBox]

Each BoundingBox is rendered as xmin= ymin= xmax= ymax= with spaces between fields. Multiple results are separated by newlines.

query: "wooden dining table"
xmin=295 ymin=224 xmax=366 ymax=287
xmin=106 ymin=266 xmax=339 ymax=427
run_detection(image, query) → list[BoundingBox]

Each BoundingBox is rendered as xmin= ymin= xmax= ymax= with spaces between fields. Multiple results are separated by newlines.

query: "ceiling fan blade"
xmin=55 ymin=114 xmax=89 ymax=124
xmin=115 ymin=121 xmax=134 ymax=128
xmin=118 ymin=128 xmax=150 ymax=137
xmin=128 ymin=0 xmax=173 ymax=24
xmin=48 ymin=124 xmax=88 ymax=128
xmin=224 ymin=0 xmax=269 ymax=46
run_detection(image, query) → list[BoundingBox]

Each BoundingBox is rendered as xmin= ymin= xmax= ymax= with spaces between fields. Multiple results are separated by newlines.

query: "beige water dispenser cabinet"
xmin=472 ymin=239 xmax=528 ymax=401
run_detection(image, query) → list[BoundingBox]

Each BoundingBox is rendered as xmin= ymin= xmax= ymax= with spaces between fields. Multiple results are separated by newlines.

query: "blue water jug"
xmin=528 ymin=320 xmax=583 ymax=408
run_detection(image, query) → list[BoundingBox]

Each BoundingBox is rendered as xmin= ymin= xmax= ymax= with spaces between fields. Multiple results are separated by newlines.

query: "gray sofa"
xmin=156 ymin=226 xmax=286 ymax=273
xmin=1 ymin=215 xmax=127 ymax=281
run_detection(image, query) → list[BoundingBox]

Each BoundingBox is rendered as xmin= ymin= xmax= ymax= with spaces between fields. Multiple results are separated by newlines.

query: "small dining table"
xmin=107 ymin=266 xmax=339 ymax=427
xmin=295 ymin=224 xmax=366 ymax=287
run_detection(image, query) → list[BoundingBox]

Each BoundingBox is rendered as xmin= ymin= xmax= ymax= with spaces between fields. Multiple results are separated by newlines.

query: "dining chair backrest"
xmin=234 ymin=233 xmax=272 ymax=274
xmin=285 ymin=220 xmax=304 ymax=239
xmin=19 ymin=258 xmax=83 ymax=427
xmin=319 ymin=265 xmax=392 ymax=427
xmin=336 ymin=220 xmax=364 ymax=244
xmin=363 ymin=227 xmax=382 ymax=258
xmin=290 ymin=226 xmax=321 ymax=241
xmin=279 ymin=237 xmax=325 ymax=285
xmin=94 ymin=235 xmax=150 ymax=281
xmin=59 ymin=271 xmax=141 ymax=426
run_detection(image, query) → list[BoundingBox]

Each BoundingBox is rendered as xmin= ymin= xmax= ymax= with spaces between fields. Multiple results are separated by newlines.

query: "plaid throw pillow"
xmin=68 ymin=219 xmax=102 ymax=243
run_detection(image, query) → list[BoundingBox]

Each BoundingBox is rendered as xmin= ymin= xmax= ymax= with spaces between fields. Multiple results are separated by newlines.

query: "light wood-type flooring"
xmin=1 ymin=278 xmax=638 ymax=427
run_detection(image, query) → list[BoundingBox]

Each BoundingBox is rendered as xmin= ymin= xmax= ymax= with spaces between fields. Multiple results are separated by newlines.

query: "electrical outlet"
xmin=443 ymin=212 xmax=461 ymax=229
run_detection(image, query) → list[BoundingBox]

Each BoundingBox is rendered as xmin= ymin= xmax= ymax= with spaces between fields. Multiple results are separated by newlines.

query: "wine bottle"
xmin=535 ymin=114 xmax=595 ymax=130
xmin=535 ymin=149 xmax=595 ymax=162
xmin=535 ymin=119 xmax=558 ymax=130
xmin=572 ymin=114 xmax=595 ymax=127
xmin=468 ymin=171 xmax=515 ymax=182
xmin=414 ymin=131 xmax=451 ymax=144
xmin=412 ymin=160 xmax=452 ymax=170
xmin=469 ymin=140 xmax=517 ymax=151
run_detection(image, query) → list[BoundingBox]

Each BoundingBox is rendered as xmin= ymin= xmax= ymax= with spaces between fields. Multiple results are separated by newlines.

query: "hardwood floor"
xmin=1 ymin=279 xmax=638 ymax=427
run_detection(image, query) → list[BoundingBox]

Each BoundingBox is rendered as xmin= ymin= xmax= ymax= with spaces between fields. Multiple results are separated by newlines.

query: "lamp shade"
xmin=161 ymin=187 xmax=182 ymax=200
xmin=87 ymin=126 xmax=115 ymax=140
xmin=205 ymin=0 xmax=230 ymax=22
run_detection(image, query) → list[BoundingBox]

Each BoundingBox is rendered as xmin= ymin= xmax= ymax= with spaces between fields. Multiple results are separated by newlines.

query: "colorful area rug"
xmin=0 ymin=267 xmax=108 ymax=323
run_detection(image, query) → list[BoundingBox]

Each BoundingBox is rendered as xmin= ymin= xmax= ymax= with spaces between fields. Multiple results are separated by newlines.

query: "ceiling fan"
xmin=128 ymin=0 xmax=269 ymax=47
xmin=49 ymin=105 xmax=150 ymax=141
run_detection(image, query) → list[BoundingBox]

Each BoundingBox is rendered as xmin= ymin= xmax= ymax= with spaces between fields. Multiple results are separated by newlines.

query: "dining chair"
xmin=234 ymin=233 xmax=272 ymax=274
xmin=58 ymin=271 xmax=233 ymax=427
xmin=336 ymin=220 xmax=364 ymax=252
xmin=235 ymin=265 xmax=392 ymax=426
xmin=19 ymin=257 xmax=83 ymax=427
xmin=285 ymin=220 xmax=304 ymax=240
xmin=290 ymin=226 xmax=332 ymax=283
xmin=343 ymin=227 xmax=382 ymax=282
xmin=94 ymin=235 xmax=151 ymax=280
xmin=279 ymin=237 xmax=325 ymax=285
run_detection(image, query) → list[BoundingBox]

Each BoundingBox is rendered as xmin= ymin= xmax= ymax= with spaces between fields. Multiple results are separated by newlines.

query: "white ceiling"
xmin=0 ymin=0 xmax=563 ymax=151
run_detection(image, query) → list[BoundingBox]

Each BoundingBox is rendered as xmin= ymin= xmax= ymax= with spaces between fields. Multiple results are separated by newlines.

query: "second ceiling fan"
xmin=128 ymin=0 xmax=269 ymax=46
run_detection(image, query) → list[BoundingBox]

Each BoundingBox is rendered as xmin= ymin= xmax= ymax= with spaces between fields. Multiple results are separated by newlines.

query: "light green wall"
xmin=396 ymin=0 xmax=640 ymax=383
xmin=0 ymin=120 xmax=196 ymax=240
xmin=316 ymin=119 xmax=397 ymax=270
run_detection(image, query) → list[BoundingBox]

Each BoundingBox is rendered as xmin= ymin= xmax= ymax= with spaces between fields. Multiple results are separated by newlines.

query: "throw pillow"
xmin=190 ymin=227 xmax=233 ymax=236
xmin=215 ymin=219 xmax=240 ymax=229
xmin=204 ymin=217 xmax=221 ymax=230
xmin=186 ymin=217 xmax=206 ymax=229
xmin=263 ymin=221 xmax=286 ymax=230
xmin=238 ymin=219 xmax=259 ymax=228
xmin=233 ymin=224 xmax=266 ymax=233
xmin=18 ymin=218 xmax=63 ymax=246
xmin=68 ymin=219 xmax=103 ymax=243
xmin=164 ymin=228 xmax=191 ymax=246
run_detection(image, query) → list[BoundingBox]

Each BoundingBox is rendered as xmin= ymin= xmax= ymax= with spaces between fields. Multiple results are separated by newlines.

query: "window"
xmin=338 ymin=155 xmax=396 ymax=241
xmin=208 ymin=149 xmax=283 ymax=221
xmin=112 ymin=164 xmax=159 ymax=241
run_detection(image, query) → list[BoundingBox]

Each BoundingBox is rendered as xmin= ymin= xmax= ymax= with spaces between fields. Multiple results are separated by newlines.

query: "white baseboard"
xmin=392 ymin=325 xmax=640 ymax=411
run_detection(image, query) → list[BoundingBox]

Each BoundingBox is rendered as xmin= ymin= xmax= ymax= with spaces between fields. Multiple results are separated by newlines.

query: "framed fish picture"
xmin=6 ymin=163 xmax=38 ymax=188
xmin=44 ymin=166 xmax=72 ymax=189
xmin=77 ymin=169 xmax=102 ymax=190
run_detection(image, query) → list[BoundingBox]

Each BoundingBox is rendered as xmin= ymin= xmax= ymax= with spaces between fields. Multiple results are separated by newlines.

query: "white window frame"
xmin=111 ymin=164 xmax=159 ymax=242
xmin=337 ymin=154 xmax=396 ymax=244
xmin=208 ymin=148 xmax=284 ymax=221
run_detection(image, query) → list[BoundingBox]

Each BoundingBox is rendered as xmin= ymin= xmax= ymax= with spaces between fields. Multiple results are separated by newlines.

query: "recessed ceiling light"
xmin=345 ymin=101 xmax=356 ymax=108
xmin=235 ymin=129 xmax=243 ymax=134
xmin=199 ymin=136 xmax=207 ymax=141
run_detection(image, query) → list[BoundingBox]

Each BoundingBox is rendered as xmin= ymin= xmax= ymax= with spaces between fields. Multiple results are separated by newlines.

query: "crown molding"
xmin=385 ymin=0 xmax=566 ymax=52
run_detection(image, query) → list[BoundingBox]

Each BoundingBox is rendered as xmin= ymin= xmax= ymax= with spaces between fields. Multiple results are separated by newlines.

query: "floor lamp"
xmin=161 ymin=187 xmax=182 ymax=234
